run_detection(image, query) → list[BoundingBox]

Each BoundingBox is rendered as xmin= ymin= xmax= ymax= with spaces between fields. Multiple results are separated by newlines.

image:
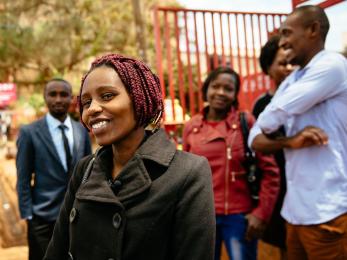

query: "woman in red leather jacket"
xmin=183 ymin=67 xmax=280 ymax=260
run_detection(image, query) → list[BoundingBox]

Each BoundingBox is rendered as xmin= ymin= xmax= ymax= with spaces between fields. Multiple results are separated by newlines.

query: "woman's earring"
xmin=146 ymin=111 xmax=162 ymax=133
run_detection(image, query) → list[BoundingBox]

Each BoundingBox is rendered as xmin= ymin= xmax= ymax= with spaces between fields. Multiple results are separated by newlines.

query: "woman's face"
xmin=80 ymin=66 xmax=138 ymax=146
xmin=206 ymin=73 xmax=236 ymax=112
xmin=268 ymin=48 xmax=293 ymax=87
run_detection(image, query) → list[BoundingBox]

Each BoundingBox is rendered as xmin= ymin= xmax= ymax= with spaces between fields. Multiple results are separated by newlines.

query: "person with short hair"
xmin=16 ymin=78 xmax=92 ymax=260
xmin=44 ymin=54 xmax=215 ymax=260
xmin=249 ymin=5 xmax=347 ymax=259
xmin=183 ymin=66 xmax=280 ymax=260
xmin=252 ymin=35 xmax=293 ymax=257
xmin=253 ymin=34 xmax=293 ymax=119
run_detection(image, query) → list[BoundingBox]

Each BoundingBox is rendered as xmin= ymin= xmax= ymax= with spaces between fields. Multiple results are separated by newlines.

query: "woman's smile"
xmin=90 ymin=119 xmax=111 ymax=135
xmin=81 ymin=66 xmax=138 ymax=146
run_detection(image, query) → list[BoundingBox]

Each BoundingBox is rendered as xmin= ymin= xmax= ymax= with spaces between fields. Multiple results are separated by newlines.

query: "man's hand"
xmin=245 ymin=214 xmax=267 ymax=241
xmin=285 ymin=126 xmax=328 ymax=149
xmin=252 ymin=126 xmax=328 ymax=153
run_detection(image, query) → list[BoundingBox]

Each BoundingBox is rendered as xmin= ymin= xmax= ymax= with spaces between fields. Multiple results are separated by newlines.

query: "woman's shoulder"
xmin=183 ymin=113 xmax=204 ymax=136
xmin=175 ymin=149 xmax=205 ymax=160
xmin=185 ymin=113 xmax=204 ymax=126
xmin=71 ymin=154 xmax=95 ymax=183
xmin=168 ymin=150 xmax=212 ymax=194
xmin=172 ymin=150 xmax=210 ymax=175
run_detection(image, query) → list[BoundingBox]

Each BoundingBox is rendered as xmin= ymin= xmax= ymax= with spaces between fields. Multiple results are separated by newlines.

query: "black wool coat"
xmin=44 ymin=129 xmax=215 ymax=260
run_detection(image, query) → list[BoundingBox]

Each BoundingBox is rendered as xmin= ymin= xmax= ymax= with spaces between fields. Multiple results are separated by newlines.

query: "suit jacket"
xmin=16 ymin=115 xmax=92 ymax=221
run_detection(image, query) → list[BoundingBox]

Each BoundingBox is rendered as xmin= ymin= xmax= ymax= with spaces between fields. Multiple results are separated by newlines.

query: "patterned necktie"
xmin=58 ymin=124 xmax=72 ymax=172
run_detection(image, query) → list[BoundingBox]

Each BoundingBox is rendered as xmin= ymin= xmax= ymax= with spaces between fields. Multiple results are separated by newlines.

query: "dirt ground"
xmin=0 ymin=246 xmax=27 ymax=260
xmin=0 ymin=143 xmax=28 ymax=260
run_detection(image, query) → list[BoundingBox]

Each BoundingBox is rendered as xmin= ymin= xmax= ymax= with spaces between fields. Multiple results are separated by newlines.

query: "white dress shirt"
xmin=46 ymin=113 xmax=74 ymax=172
xmin=248 ymin=50 xmax=347 ymax=225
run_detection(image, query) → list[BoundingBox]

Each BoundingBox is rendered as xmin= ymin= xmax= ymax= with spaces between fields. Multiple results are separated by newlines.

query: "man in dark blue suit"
xmin=16 ymin=78 xmax=92 ymax=260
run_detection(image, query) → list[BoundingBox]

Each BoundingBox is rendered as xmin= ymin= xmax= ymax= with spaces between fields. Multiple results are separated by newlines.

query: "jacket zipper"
xmin=225 ymin=146 xmax=232 ymax=214
xmin=231 ymin=171 xmax=235 ymax=182
xmin=224 ymin=128 xmax=238 ymax=215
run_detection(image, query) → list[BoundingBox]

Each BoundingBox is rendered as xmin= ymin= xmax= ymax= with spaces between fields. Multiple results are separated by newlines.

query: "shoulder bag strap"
xmin=239 ymin=112 xmax=258 ymax=185
xmin=239 ymin=112 xmax=252 ymax=158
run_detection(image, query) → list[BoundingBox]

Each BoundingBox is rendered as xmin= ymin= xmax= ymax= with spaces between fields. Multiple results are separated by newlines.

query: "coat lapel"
xmin=35 ymin=117 xmax=62 ymax=166
xmin=76 ymin=153 xmax=152 ymax=207
xmin=76 ymin=129 xmax=176 ymax=207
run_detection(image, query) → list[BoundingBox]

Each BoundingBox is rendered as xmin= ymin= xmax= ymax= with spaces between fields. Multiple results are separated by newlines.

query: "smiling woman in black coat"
xmin=44 ymin=54 xmax=215 ymax=260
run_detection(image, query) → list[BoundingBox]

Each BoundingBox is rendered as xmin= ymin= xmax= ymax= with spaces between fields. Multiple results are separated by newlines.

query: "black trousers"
xmin=27 ymin=216 xmax=55 ymax=260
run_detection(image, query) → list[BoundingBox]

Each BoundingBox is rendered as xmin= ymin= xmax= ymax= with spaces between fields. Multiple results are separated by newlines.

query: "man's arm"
xmin=16 ymin=126 xmax=35 ymax=219
xmin=250 ymin=125 xmax=328 ymax=153
xmin=258 ymin=57 xmax=346 ymax=134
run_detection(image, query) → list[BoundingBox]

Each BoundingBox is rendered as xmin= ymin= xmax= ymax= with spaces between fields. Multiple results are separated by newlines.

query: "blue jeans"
xmin=215 ymin=214 xmax=257 ymax=260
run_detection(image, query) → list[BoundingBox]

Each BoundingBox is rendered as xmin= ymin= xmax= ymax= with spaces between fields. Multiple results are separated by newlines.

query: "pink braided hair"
xmin=79 ymin=54 xmax=163 ymax=128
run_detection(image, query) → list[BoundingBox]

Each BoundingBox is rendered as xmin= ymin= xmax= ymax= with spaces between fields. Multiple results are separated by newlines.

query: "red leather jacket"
xmin=183 ymin=107 xmax=280 ymax=222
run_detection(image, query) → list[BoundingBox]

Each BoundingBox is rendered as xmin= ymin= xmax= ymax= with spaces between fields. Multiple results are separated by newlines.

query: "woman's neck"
xmin=111 ymin=127 xmax=145 ymax=179
xmin=206 ymin=106 xmax=233 ymax=122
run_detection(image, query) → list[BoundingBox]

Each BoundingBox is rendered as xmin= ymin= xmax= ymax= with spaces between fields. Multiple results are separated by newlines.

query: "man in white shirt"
xmin=16 ymin=79 xmax=92 ymax=260
xmin=248 ymin=5 xmax=347 ymax=259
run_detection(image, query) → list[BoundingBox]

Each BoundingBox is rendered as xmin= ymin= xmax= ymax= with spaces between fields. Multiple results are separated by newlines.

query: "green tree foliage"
xmin=0 ymin=0 xmax=179 ymax=90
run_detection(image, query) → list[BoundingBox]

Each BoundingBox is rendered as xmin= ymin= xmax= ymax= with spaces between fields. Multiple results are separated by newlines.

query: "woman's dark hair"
xmin=79 ymin=54 xmax=163 ymax=128
xmin=259 ymin=35 xmax=280 ymax=75
xmin=201 ymin=66 xmax=241 ymax=108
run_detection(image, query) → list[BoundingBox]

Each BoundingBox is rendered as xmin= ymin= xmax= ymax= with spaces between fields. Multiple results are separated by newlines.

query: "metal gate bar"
xmin=292 ymin=0 xmax=345 ymax=9
xmin=154 ymin=7 xmax=287 ymax=124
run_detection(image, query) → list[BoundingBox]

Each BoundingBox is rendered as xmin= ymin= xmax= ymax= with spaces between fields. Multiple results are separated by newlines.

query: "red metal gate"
xmin=153 ymin=7 xmax=288 ymax=126
xmin=292 ymin=0 xmax=345 ymax=9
